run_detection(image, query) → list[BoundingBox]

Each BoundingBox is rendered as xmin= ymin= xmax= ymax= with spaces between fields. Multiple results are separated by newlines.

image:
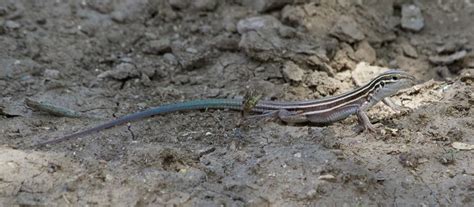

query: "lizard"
xmin=37 ymin=70 xmax=416 ymax=145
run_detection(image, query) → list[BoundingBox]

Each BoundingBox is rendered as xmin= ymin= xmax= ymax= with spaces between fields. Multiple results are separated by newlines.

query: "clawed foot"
xmin=352 ymin=122 xmax=378 ymax=134
xmin=245 ymin=111 xmax=279 ymax=122
xmin=383 ymin=98 xmax=412 ymax=114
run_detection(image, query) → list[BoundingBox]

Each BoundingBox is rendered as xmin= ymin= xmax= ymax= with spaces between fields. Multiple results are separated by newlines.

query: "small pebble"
xmin=43 ymin=69 xmax=60 ymax=79
xmin=186 ymin=47 xmax=198 ymax=53
xmin=97 ymin=62 xmax=139 ymax=80
xmin=192 ymin=0 xmax=217 ymax=11
xmin=330 ymin=15 xmax=365 ymax=43
xmin=282 ymin=61 xmax=304 ymax=82
xmin=401 ymin=4 xmax=424 ymax=32
xmin=429 ymin=50 xmax=466 ymax=65
xmin=241 ymin=0 xmax=292 ymax=12
xmin=354 ymin=40 xmax=376 ymax=63
xmin=401 ymin=42 xmax=418 ymax=58
xmin=4 ymin=20 xmax=21 ymax=29
xmin=143 ymin=39 xmax=172 ymax=55
xmin=163 ymin=53 xmax=178 ymax=65
xmin=318 ymin=174 xmax=336 ymax=181
xmin=169 ymin=0 xmax=189 ymax=10
xmin=111 ymin=11 xmax=126 ymax=23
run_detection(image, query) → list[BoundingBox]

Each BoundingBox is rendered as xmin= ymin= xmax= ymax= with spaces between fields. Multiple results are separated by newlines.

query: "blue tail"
xmin=38 ymin=99 xmax=243 ymax=145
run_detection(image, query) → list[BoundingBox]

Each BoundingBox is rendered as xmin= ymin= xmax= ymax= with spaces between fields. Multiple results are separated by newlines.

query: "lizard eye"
xmin=392 ymin=76 xmax=398 ymax=80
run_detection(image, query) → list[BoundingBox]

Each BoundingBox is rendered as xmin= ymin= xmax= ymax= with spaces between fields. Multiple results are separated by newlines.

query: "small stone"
xmin=105 ymin=174 xmax=114 ymax=182
xmin=318 ymin=174 xmax=336 ymax=181
xmin=281 ymin=5 xmax=305 ymax=26
xmin=401 ymin=4 xmax=424 ymax=32
xmin=241 ymin=0 xmax=293 ymax=12
xmin=237 ymin=15 xmax=282 ymax=34
xmin=429 ymin=50 xmax=466 ymax=65
xmin=434 ymin=66 xmax=452 ymax=79
xmin=87 ymin=0 xmax=114 ymax=14
xmin=174 ymin=47 xmax=210 ymax=70
xmin=330 ymin=43 xmax=357 ymax=71
xmin=192 ymin=0 xmax=217 ymax=11
xmin=4 ymin=20 xmax=21 ymax=29
xmin=186 ymin=47 xmax=198 ymax=53
xmin=143 ymin=39 xmax=172 ymax=55
xmin=0 ymin=7 xmax=6 ymax=16
xmin=459 ymin=68 xmax=474 ymax=82
xmin=212 ymin=34 xmax=239 ymax=51
xmin=111 ymin=11 xmax=126 ymax=23
xmin=452 ymin=142 xmax=474 ymax=150
xmin=169 ymin=0 xmax=189 ymax=10
xmin=278 ymin=25 xmax=296 ymax=38
xmin=436 ymin=39 xmax=468 ymax=54
xmin=163 ymin=53 xmax=178 ymax=65
xmin=282 ymin=61 xmax=304 ymax=82
xmin=43 ymin=69 xmax=60 ymax=79
xmin=330 ymin=15 xmax=365 ymax=43
xmin=306 ymin=71 xmax=339 ymax=96
xmin=401 ymin=42 xmax=418 ymax=58
xmin=399 ymin=152 xmax=421 ymax=168
xmin=98 ymin=62 xmax=140 ymax=80
xmin=354 ymin=41 xmax=376 ymax=64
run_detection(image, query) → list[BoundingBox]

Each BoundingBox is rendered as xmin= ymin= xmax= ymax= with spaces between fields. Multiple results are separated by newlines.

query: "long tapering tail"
xmin=37 ymin=99 xmax=244 ymax=145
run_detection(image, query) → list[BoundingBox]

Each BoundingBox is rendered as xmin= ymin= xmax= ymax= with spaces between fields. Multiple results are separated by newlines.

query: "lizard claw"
xmin=352 ymin=122 xmax=378 ymax=134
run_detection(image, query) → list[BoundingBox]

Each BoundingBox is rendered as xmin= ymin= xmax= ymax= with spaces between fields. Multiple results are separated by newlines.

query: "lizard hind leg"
xmin=246 ymin=109 xmax=308 ymax=124
xmin=276 ymin=109 xmax=309 ymax=124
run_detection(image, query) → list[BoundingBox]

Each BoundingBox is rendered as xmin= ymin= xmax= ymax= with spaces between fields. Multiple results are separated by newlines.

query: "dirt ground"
xmin=0 ymin=0 xmax=473 ymax=206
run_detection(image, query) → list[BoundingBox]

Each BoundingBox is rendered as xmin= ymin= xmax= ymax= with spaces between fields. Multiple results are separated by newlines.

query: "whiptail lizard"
xmin=38 ymin=70 xmax=416 ymax=145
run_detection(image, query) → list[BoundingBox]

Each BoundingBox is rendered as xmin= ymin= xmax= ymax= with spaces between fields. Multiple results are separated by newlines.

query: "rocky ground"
xmin=0 ymin=0 xmax=473 ymax=206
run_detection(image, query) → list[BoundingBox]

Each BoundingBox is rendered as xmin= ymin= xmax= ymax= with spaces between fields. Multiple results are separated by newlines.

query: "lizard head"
xmin=370 ymin=70 xmax=416 ymax=99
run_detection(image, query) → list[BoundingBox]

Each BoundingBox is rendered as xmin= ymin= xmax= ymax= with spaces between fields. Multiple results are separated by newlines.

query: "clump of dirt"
xmin=0 ymin=0 xmax=473 ymax=206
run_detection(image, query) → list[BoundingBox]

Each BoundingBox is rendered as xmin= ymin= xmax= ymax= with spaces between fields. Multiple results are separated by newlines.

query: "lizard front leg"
xmin=354 ymin=109 xmax=376 ymax=133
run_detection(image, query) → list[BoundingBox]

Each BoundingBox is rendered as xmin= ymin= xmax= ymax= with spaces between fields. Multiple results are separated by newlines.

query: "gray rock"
xmin=163 ymin=53 xmax=178 ymax=65
xmin=211 ymin=35 xmax=240 ymax=51
xmin=354 ymin=41 xmax=376 ymax=64
xmin=111 ymin=11 xmax=126 ymax=23
xmin=330 ymin=16 xmax=365 ymax=43
xmin=186 ymin=47 xmax=198 ymax=53
xmin=87 ymin=0 xmax=114 ymax=14
xmin=192 ymin=0 xmax=217 ymax=11
xmin=305 ymin=71 xmax=339 ymax=96
xmin=436 ymin=39 xmax=468 ymax=54
xmin=43 ymin=69 xmax=60 ymax=79
xmin=143 ymin=39 xmax=172 ymax=55
xmin=98 ymin=62 xmax=140 ymax=80
xmin=4 ymin=20 xmax=21 ymax=30
xmin=173 ymin=47 xmax=210 ymax=70
xmin=281 ymin=5 xmax=305 ymax=26
xmin=434 ymin=66 xmax=452 ymax=79
xmin=401 ymin=4 xmax=424 ymax=32
xmin=169 ymin=0 xmax=189 ymax=10
xmin=429 ymin=50 xmax=466 ymax=65
xmin=237 ymin=16 xmax=282 ymax=34
xmin=282 ymin=61 xmax=304 ymax=82
xmin=278 ymin=25 xmax=296 ymax=38
xmin=241 ymin=0 xmax=293 ymax=12
xmin=401 ymin=42 xmax=418 ymax=58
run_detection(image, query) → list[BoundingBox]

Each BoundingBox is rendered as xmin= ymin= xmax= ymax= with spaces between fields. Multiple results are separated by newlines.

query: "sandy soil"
xmin=0 ymin=0 xmax=473 ymax=206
